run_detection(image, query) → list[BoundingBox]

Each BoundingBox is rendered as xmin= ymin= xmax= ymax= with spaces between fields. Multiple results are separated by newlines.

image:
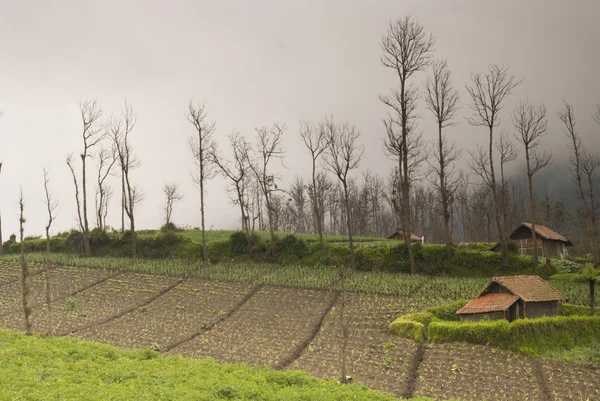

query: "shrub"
xmin=276 ymin=235 xmax=308 ymax=264
xmin=160 ymin=222 xmax=180 ymax=233
xmin=428 ymin=299 xmax=469 ymax=321
xmin=229 ymin=231 xmax=249 ymax=257
xmin=388 ymin=320 xmax=426 ymax=342
xmin=206 ymin=240 xmax=230 ymax=263
xmin=428 ymin=315 xmax=600 ymax=357
xmin=89 ymin=228 xmax=110 ymax=246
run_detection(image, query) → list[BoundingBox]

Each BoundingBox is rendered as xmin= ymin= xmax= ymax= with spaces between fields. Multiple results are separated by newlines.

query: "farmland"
xmin=0 ymin=258 xmax=599 ymax=400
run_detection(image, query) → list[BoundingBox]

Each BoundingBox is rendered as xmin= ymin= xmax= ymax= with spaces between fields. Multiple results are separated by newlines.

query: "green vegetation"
xmin=552 ymin=263 xmax=600 ymax=315
xmin=2 ymin=229 xmax=559 ymax=278
xmin=428 ymin=316 xmax=600 ymax=364
xmin=2 ymin=253 xmax=594 ymax=306
xmin=0 ymin=329 xmax=447 ymax=401
xmin=390 ymin=299 xmax=600 ymax=365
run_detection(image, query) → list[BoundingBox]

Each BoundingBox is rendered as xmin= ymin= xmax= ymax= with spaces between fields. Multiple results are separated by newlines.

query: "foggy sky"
xmin=1 ymin=0 xmax=599 ymax=238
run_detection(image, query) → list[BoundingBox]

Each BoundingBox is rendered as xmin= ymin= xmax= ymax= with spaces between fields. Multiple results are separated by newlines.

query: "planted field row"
xmin=3 ymin=255 xmax=596 ymax=306
xmin=75 ymin=279 xmax=255 ymax=351
xmin=290 ymin=292 xmax=426 ymax=397
xmin=169 ymin=286 xmax=337 ymax=369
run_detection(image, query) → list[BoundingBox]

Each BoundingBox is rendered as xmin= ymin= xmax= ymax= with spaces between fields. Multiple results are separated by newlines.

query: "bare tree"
xmin=558 ymin=102 xmax=599 ymax=263
xmin=323 ymin=117 xmax=364 ymax=268
xmin=512 ymin=100 xmax=552 ymax=262
xmin=18 ymin=190 xmax=32 ymax=335
xmin=496 ymin=131 xmax=519 ymax=248
xmin=465 ymin=65 xmax=522 ymax=264
xmin=76 ymin=99 xmax=104 ymax=256
xmin=163 ymin=183 xmax=183 ymax=226
xmin=111 ymin=102 xmax=141 ymax=257
xmin=187 ymin=101 xmax=218 ymax=262
xmin=248 ymin=123 xmax=286 ymax=241
xmin=66 ymin=154 xmax=84 ymax=252
xmin=42 ymin=168 xmax=57 ymax=336
xmin=424 ymin=59 xmax=460 ymax=258
xmin=211 ymin=132 xmax=252 ymax=234
xmin=380 ymin=16 xmax=434 ymax=274
xmin=94 ymin=147 xmax=117 ymax=231
xmin=300 ymin=121 xmax=330 ymax=245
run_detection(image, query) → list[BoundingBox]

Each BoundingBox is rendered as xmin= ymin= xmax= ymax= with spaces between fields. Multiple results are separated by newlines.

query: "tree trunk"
xmin=590 ymin=280 xmax=596 ymax=316
xmin=45 ymin=226 xmax=52 ymax=336
xmin=439 ymin=122 xmax=452 ymax=258
xmin=489 ymin=127 xmax=507 ymax=264
xmin=200 ymin=177 xmax=208 ymax=262
xmin=130 ymin=211 xmax=136 ymax=258
xmin=525 ymin=147 xmax=539 ymax=264
xmin=342 ymin=182 xmax=355 ymax=269
xmin=121 ymin=171 xmax=125 ymax=233
xmin=81 ymin=156 xmax=91 ymax=256
xmin=19 ymin=200 xmax=32 ymax=336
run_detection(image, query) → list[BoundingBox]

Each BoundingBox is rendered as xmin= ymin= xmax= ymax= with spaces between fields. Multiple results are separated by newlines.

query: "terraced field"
xmin=1 ymin=261 xmax=599 ymax=401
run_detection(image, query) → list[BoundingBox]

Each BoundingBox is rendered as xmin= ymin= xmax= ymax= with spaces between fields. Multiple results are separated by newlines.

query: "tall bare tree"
xmin=211 ymin=132 xmax=252 ymax=234
xmin=111 ymin=102 xmax=141 ymax=257
xmin=300 ymin=121 xmax=330 ymax=245
xmin=558 ymin=102 xmax=599 ymax=263
xmin=187 ymin=101 xmax=218 ymax=262
xmin=381 ymin=16 xmax=434 ymax=274
xmin=323 ymin=117 xmax=364 ymax=268
xmin=249 ymin=123 xmax=286 ymax=241
xmin=76 ymin=100 xmax=104 ymax=256
xmin=42 ymin=168 xmax=57 ymax=336
xmin=424 ymin=59 xmax=460 ymax=258
xmin=512 ymin=100 xmax=552 ymax=262
xmin=66 ymin=154 xmax=84 ymax=252
xmin=465 ymin=65 xmax=522 ymax=265
xmin=163 ymin=183 xmax=183 ymax=226
xmin=95 ymin=147 xmax=117 ymax=231
xmin=18 ymin=190 xmax=32 ymax=335
xmin=496 ymin=131 xmax=519 ymax=248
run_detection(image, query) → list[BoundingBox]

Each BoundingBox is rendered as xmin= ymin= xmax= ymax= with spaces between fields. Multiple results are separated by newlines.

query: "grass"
xmin=0 ymin=329 xmax=448 ymax=401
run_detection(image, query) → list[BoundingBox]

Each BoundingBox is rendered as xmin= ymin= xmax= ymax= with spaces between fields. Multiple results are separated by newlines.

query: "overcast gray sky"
xmin=1 ymin=0 xmax=599 ymax=238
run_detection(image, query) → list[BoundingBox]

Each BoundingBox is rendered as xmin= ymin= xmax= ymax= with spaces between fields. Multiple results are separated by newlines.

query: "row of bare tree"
xmin=0 ymin=17 xmax=599 ymax=269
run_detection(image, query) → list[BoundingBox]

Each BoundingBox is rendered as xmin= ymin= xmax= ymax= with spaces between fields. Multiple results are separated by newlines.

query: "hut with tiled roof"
xmin=491 ymin=222 xmax=573 ymax=259
xmin=456 ymin=275 xmax=567 ymax=322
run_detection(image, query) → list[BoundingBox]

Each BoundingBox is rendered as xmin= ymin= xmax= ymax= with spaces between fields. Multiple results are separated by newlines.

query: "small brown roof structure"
xmin=520 ymin=222 xmax=573 ymax=245
xmin=387 ymin=231 xmax=422 ymax=242
xmin=483 ymin=275 xmax=567 ymax=302
xmin=456 ymin=293 xmax=519 ymax=315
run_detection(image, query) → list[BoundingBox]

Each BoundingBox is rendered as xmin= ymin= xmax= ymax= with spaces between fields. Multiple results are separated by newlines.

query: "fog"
xmin=1 ymin=0 xmax=599 ymax=238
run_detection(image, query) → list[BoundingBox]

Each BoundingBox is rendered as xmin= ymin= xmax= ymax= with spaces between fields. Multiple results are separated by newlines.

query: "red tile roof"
xmin=456 ymin=293 xmax=519 ymax=315
xmin=489 ymin=275 xmax=567 ymax=302
xmin=520 ymin=222 xmax=573 ymax=245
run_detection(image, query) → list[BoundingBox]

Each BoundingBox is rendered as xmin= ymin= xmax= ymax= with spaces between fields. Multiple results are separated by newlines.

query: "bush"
xmin=160 ymin=222 xmax=180 ymax=233
xmin=428 ymin=299 xmax=469 ymax=321
xmin=388 ymin=320 xmax=426 ymax=342
xmin=428 ymin=315 xmax=600 ymax=357
xmin=229 ymin=231 xmax=249 ymax=257
xmin=276 ymin=235 xmax=308 ymax=264
xmin=89 ymin=228 xmax=110 ymax=246
xmin=206 ymin=240 xmax=230 ymax=263
xmin=561 ymin=303 xmax=600 ymax=317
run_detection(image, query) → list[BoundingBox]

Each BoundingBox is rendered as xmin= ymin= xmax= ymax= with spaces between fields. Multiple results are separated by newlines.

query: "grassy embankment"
xmin=0 ymin=329 xmax=453 ymax=401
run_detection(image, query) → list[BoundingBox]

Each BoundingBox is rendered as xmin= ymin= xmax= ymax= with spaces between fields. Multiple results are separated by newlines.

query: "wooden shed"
xmin=387 ymin=231 xmax=424 ymax=243
xmin=491 ymin=222 xmax=573 ymax=259
xmin=456 ymin=275 xmax=566 ymax=322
